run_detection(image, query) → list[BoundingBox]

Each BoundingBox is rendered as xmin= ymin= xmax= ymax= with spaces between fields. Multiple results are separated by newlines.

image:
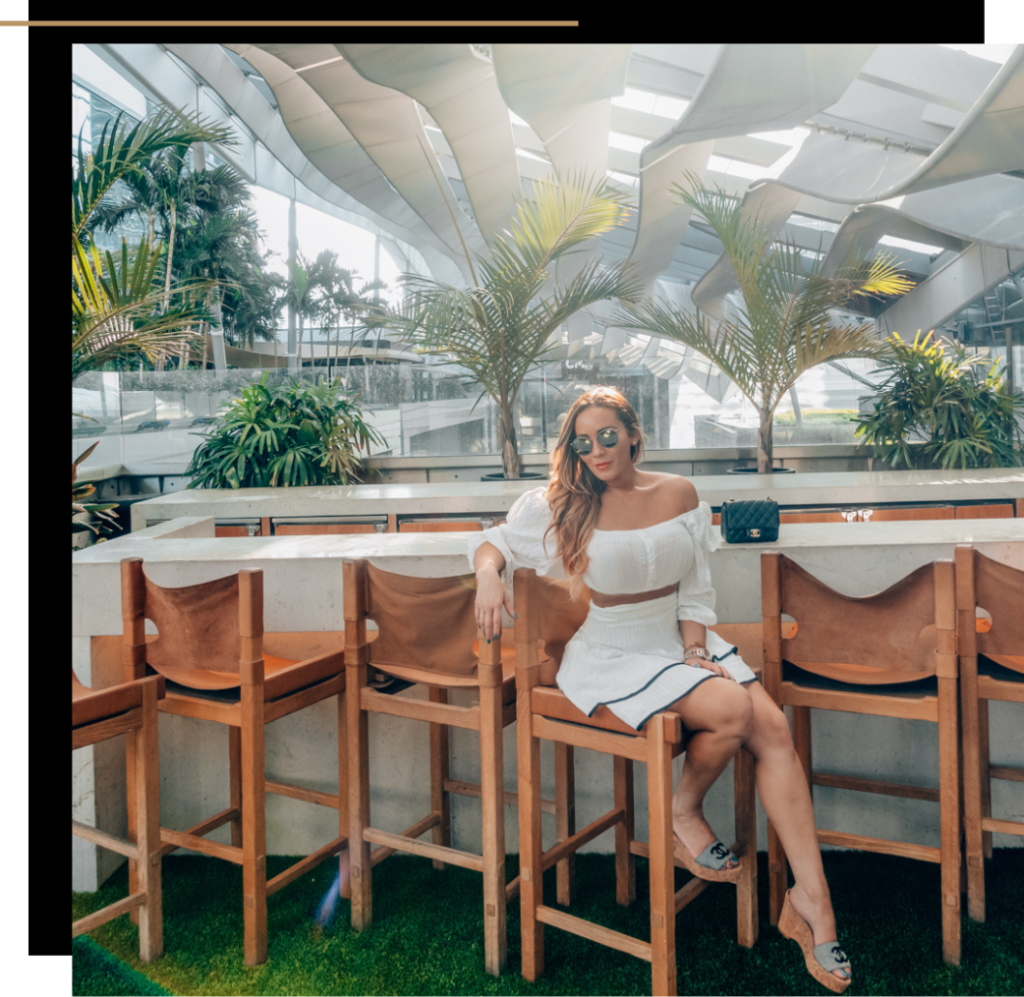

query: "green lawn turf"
xmin=73 ymin=849 xmax=1024 ymax=996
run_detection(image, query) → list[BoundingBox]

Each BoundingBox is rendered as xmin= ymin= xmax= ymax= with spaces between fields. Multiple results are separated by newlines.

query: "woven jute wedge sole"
xmin=777 ymin=889 xmax=852 ymax=994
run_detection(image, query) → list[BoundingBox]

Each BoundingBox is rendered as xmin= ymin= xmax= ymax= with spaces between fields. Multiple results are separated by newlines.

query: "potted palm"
xmin=617 ymin=172 xmax=914 ymax=473
xmin=396 ymin=173 xmax=642 ymax=479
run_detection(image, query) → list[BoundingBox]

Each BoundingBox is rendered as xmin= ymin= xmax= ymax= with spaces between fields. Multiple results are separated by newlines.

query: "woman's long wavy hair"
xmin=544 ymin=386 xmax=645 ymax=598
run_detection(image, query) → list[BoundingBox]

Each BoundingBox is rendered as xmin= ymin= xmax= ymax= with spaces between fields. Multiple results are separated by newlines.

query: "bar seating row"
xmin=72 ymin=545 xmax=1024 ymax=995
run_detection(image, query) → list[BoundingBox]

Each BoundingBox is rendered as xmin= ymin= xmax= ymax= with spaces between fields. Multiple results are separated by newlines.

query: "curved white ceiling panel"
xmin=243 ymin=43 xmax=486 ymax=273
xmin=185 ymin=43 xmax=465 ymax=284
xmin=645 ymin=44 xmax=876 ymax=154
xmin=821 ymin=174 xmax=1024 ymax=276
xmin=337 ymin=44 xmax=520 ymax=245
xmin=492 ymin=44 xmax=632 ymax=182
xmin=629 ymin=45 xmax=874 ymax=304
xmin=624 ymin=141 xmax=715 ymax=301
xmin=771 ymin=46 xmax=1024 ymax=204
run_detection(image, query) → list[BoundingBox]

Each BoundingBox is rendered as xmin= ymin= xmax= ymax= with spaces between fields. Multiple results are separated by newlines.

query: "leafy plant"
xmin=73 ymin=107 xmax=233 ymax=378
xmin=395 ymin=171 xmax=642 ymax=479
xmin=73 ymin=441 xmax=120 ymax=551
xmin=184 ymin=373 xmax=388 ymax=488
xmin=854 ymin=331 xmax=1024 ymax=469
xmin=616 ymin=172 xmax=914 ymax=472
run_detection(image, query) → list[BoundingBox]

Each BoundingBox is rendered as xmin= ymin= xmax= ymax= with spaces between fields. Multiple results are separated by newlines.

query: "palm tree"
xmin=72 ymin=107 xmax=233 ymax=379
xmin=397 ymin=173 xmax=642 ymax=479
xmin=87 ymin=153 xmax=262 ymax=369
xmin=617 ymin=172 xmax=915 ymax=472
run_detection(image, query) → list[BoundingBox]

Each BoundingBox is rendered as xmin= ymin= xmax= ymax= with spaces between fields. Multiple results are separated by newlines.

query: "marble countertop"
xmin=78 ymin=514 xmax=1024 ymax=565
xmin=130 ymin=468 xmax=1024 ymax=526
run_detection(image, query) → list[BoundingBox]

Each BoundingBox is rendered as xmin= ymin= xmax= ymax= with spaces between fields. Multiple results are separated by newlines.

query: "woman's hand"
xmin=475 ymin=564 xmax=515 ymax=642
xmin=685 ymin=655 xmax=737 ymax=681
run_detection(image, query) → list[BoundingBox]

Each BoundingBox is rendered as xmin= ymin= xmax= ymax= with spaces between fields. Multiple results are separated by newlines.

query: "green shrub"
xmin=854 ymin=331 xmax=1024 ymax=469
xmin=185 ymin=373 xmax=388 ymax=488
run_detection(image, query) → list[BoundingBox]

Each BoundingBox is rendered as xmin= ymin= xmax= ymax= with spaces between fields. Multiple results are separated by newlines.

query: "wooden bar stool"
xmin=513 ymin=568 xmax=758 ymax=997
xmin=343 ymin=558 xmax=570 ymax=976
xmin=761 ymin=552 xmax=961 ymax=964
xmin=72 ymin=668 xmax=165 ymax=961
xmin=120 ymin=557 xmax=347 ymax=966
xmin=955 ymin=545 xmax=1024 ymax=922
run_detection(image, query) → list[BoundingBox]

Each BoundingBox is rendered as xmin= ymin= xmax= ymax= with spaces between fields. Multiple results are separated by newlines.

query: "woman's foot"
xmin=672 ymin=809 xmax=739 ymax=868
xmin=671 ymin=808 xmax=740 ymax=880
xmin=782 ymin=885 xmax=851 ymax=989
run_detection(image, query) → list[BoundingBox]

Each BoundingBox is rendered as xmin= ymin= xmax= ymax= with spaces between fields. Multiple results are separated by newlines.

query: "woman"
xmin=470 ymin=386 xmax=852 ymax=992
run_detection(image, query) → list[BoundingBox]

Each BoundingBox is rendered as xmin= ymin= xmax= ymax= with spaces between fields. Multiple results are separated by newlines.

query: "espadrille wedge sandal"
xmin=672 ymin=834 xmax=741 ymax=882
xmin=777 ymin=889 xmax=852 ymax=993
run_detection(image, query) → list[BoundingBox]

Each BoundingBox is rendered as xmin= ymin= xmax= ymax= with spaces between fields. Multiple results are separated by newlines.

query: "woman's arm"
xmin=474 ymin=541 xmax=514 ymax=642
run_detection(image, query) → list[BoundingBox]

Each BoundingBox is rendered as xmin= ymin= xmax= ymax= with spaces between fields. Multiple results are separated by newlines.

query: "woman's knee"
xmin=749 ymin=692 xmax=795 ymax=753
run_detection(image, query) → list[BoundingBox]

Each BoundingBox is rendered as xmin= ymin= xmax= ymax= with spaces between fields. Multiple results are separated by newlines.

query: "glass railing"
xmin=72 ymin=356 xmax=903 ymax=474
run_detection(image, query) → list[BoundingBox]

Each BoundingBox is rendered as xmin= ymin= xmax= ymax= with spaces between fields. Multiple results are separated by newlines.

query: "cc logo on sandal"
xmin=831 ymin=946 xmax=849 ymax=964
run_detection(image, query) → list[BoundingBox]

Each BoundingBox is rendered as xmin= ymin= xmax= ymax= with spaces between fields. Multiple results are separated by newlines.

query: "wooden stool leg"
xmin=337 ymin=690 xmax=350 ymax=900
xmin=241 ymin=687 xmax=267 ymax=966
xmin=125 ymin=726 xmax=140 ymax=926
xmin=614 ymin=755 xmax=636 ymax=905
xmin=961 ymin=675 xmax=986 ymax=921
xmin=648 ymin=714 xmax=677 ymax=997
xmin=767 ymin=819 xmax=788 ymax=927
xmin=978 ymin=700 xmax=993 ymax=859
xmin=517 ymin=693 xmax=543 ymax=981
xmin=734 ymin=747 xmax=758 ymax=948
xmin=938 ymin=679 xmax=961 ymax=966
xmin=429 ymin=686 xmax=451 ymax=869
xmin=347 ymin=660 xmax=372 ymax=931
xmin=555 ymin=743 xmax=576 ymax=907
xmin=229 ymin=726 xmax=243 ymax=848
xmin=136 ymin=682 xmax=163 ymax=961
xmin=480 ymin=681 xmax=506 ymax=976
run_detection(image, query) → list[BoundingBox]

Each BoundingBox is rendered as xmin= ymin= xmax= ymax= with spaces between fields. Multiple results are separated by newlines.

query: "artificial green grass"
xmin=73 ymin=849 xmax=1024 ymax=996
xmin=72 ymin=934 xmax=171 ymax=996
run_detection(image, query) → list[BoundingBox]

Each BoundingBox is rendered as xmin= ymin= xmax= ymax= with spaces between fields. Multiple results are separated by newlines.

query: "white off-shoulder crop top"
xmin=466 ymin=485 xmax=720 ymax=626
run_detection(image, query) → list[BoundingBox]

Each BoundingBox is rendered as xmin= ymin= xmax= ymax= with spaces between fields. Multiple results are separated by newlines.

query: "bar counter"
xmin=73 ymin=514 xmax=1024 ymax=890
xmin=130 ymin=467 xmax=1024 ymax=531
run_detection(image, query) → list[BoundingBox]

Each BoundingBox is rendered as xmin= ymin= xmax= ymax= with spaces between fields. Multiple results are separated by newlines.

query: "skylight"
xmin=609 ymin=131 xmax=647 ymax=153
xmin=878 ymin=235 xmax=945 ymax=256
xmin=612 ymin=87 xmax=689 ymax=120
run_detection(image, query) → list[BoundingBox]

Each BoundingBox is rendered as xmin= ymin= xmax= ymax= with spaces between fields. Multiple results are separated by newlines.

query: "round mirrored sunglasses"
xmin=570 ymin=428 xmax=619 ymax=455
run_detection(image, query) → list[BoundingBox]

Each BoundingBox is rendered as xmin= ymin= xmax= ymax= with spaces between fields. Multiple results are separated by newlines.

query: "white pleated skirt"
xmin=555 ymin=592 xmax=757 ymax=731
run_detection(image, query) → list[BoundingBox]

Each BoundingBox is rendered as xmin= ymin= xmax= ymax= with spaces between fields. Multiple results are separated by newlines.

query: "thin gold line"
xmin=2 ymin=20 xmax=579 ymax=26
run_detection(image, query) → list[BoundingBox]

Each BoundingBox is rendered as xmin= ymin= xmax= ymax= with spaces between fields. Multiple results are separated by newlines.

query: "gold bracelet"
xmin=683 ymin=645 xmax=710 ymax=661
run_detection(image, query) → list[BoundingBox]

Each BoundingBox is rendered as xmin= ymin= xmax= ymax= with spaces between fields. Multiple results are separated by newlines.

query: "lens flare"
xmin=314 ymin=850 xmax=350 ymax=927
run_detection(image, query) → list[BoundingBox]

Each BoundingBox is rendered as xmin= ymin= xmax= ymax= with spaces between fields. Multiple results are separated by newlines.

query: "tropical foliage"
xmin=616 ymin=172 xmax=915 ymax=472
xmin=73 ymin=107 xmax=232 ymax=378
xmin=854 ymin=331 xmax=1024 ymax=469
xmin=86 ymin=137 xmax=283 ymax=368
xmin=395 ymin=173 xmax=642 ymax=478
xmin=185 ymin=373 xmax=388 ymax=488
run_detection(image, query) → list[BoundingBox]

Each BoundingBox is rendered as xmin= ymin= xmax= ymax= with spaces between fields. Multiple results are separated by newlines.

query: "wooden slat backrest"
xmin=962 ymin=546 xmax=1024 ymax=673
xmin=361 ymin=560 xmax=480 ymax=677
xmin=777 ymin=554 xmax=943 ymax=683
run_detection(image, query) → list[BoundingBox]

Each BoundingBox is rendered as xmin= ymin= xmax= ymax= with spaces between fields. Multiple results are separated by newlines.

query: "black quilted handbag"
xmin=720 ymin=498 xmax=780 ymax=543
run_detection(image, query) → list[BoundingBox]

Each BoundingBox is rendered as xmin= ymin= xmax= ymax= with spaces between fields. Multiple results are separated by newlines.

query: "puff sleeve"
xmin=675 ymin=501 xmax=720 ymax=627
xmin=466 ymin=486 xmax=561 ymax=582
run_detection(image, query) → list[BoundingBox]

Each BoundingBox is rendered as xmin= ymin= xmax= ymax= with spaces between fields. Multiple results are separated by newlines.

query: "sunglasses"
xmin=570 ymin=428 xmax=620 ymax=455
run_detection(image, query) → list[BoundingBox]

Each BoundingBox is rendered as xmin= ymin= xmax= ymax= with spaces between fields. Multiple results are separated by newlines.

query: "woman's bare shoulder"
xmin=638 ymin=471 xmax=699 ymax=513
